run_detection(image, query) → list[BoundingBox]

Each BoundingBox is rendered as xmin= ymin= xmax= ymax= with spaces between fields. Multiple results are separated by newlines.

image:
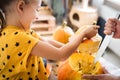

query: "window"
xmin=104 ymin=0 xmax=120 ymax=11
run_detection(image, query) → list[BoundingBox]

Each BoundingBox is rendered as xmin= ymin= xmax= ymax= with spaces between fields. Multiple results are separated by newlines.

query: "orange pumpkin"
xmin=75 ymin=25 xmax=102 ymax=55
xmin=58 ymin=60 xmax=82 ymax=80
xmin=53 ymin=21 xmax=74 ymax=44
xmin=58 ymin=53 xmax=104 ymax=80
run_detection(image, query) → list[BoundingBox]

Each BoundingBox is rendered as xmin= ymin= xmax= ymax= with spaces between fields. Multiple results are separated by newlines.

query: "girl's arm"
xmin=40 ymin=37 xmax=65 ymax=48
xmin=31 ymin=25 xmax=99 ymax=61
xmin=47 ymin=39 xmax=65 ymax=48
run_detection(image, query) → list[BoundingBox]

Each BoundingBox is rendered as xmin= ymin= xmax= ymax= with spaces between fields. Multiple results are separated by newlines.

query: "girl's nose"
xmin=35 ymin=17 xmax=39 ymax=20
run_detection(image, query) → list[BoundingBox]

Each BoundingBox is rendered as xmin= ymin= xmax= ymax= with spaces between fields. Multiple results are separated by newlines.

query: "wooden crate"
xmin=31 ymin=15 xmax=56 ymax=36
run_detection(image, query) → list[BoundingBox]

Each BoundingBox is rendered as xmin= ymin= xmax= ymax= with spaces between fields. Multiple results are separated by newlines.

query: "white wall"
xmin=92 ymin=0 xmax=120 ymax=20
xmin=92 ymin=0 xmax=104 ymax=10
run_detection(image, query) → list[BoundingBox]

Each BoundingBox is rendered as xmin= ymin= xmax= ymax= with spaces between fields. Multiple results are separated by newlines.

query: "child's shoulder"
xmin=2 ymin=26 xmax=31 ymax=38
xmin=2 ymin=25 xmax=39 ymax=41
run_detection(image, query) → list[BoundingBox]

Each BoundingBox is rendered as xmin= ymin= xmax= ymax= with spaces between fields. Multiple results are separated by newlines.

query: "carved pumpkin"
xmin=58 ymin=53 xmax=104 ymax=80
xmin=75 ymin=25 xmax=102 ymax=55
xmin=58 ymin=60 xmax=82 ymax=80
xmin=53 ymin=21 xmax=74 ymax=44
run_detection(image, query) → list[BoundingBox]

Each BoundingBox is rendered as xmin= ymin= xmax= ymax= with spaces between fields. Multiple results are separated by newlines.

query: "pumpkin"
xmin=58 ymin=60 xmax=82 ymax=80
xmin=58 ymin=53 xmax=104 ymax=80
xmin=53 ymin=21 xmax=74 ymax=44
xmin=75 ymin=25 xmax=102 ymax=55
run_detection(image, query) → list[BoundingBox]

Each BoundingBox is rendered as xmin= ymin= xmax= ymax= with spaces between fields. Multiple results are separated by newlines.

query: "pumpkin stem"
xmin=76 ymin=50 xmax=81 ymax=53
xmin=62 ymin=20 xmax=67 ymax=28
xmin=93 ymin=21 xmax=97 ymax=25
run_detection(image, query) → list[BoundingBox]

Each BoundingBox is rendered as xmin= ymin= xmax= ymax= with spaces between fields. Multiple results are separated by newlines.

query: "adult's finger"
xmin=82 ymin=74 xmax=101 ymax=80
xmin=102 ymin=67 xmax=110 ymax=74
xmin=104 ymin=24 xmax=115 ymax=35
xmin=107 ymin=18 xmax=116 ymax=24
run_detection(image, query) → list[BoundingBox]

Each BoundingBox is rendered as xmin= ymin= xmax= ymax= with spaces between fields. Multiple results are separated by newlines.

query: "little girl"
xmin=0 ymin=0 xmax=99 ymax=80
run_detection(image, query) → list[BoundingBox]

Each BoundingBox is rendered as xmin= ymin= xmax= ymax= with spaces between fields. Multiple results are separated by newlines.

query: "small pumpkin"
xmin=53 ymin=21 xmax=74 ymax=44
xmin=58 ymin=53 xmax=104 ymax=80
xmin=75 ymin=25 xmax=102 ymax=55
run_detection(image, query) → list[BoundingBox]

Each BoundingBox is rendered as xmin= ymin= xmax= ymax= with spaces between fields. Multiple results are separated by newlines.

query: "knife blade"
xmin=94 ymin=13 xmax=120 ymax=63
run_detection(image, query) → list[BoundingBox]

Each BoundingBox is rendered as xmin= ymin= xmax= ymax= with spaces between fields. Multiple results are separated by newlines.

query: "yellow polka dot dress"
xmin=0 ymin=26 xmax=48 ymax=80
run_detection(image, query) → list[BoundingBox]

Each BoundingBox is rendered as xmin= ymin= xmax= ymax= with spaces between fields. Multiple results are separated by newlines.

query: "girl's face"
xmin=19 ymin=0 xmax=41 ymax=30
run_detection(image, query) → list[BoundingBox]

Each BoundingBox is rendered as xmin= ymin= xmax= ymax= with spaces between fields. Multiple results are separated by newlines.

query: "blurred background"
xmin=31 ymin=0 xmax=120 ymax=69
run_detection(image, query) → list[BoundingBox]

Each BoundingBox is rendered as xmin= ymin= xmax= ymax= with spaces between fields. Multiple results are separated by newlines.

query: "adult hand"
xmin=82 ymin=67 xmax=120 ymax=80
xmin=82 ymin=74 xmax=120 ymax=80
xmin=104 ymin=18 xmax=120 ymax=38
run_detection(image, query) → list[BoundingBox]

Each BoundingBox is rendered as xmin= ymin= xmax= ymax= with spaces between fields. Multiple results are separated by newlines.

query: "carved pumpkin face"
xmin=58 ymin=53 xmax=104 ymax=80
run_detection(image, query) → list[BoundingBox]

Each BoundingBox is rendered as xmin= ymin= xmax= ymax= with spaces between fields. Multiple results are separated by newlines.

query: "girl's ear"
xmin=17 ymin=0 xmax=25 ymax=14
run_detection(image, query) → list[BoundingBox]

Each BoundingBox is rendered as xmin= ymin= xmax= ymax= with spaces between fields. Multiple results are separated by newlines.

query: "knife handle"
xmin=116 ymin=13 xmax=120 ymax=19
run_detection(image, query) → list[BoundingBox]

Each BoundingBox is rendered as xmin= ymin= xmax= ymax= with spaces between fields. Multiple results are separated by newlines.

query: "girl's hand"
xmin=69 ymin=25 xmax=99 ymax=41
xmin=104 ymin=18 xmax=120 ymax=38
xmin=83 ymin=25 xmax=99 ymax=39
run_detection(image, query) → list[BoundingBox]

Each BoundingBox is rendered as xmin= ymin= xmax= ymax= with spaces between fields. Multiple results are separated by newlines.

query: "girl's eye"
xmin=36 ymin=8 xmax=39 ymax=12
xmin=36 ymin=6 xmax=41 ymax=12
